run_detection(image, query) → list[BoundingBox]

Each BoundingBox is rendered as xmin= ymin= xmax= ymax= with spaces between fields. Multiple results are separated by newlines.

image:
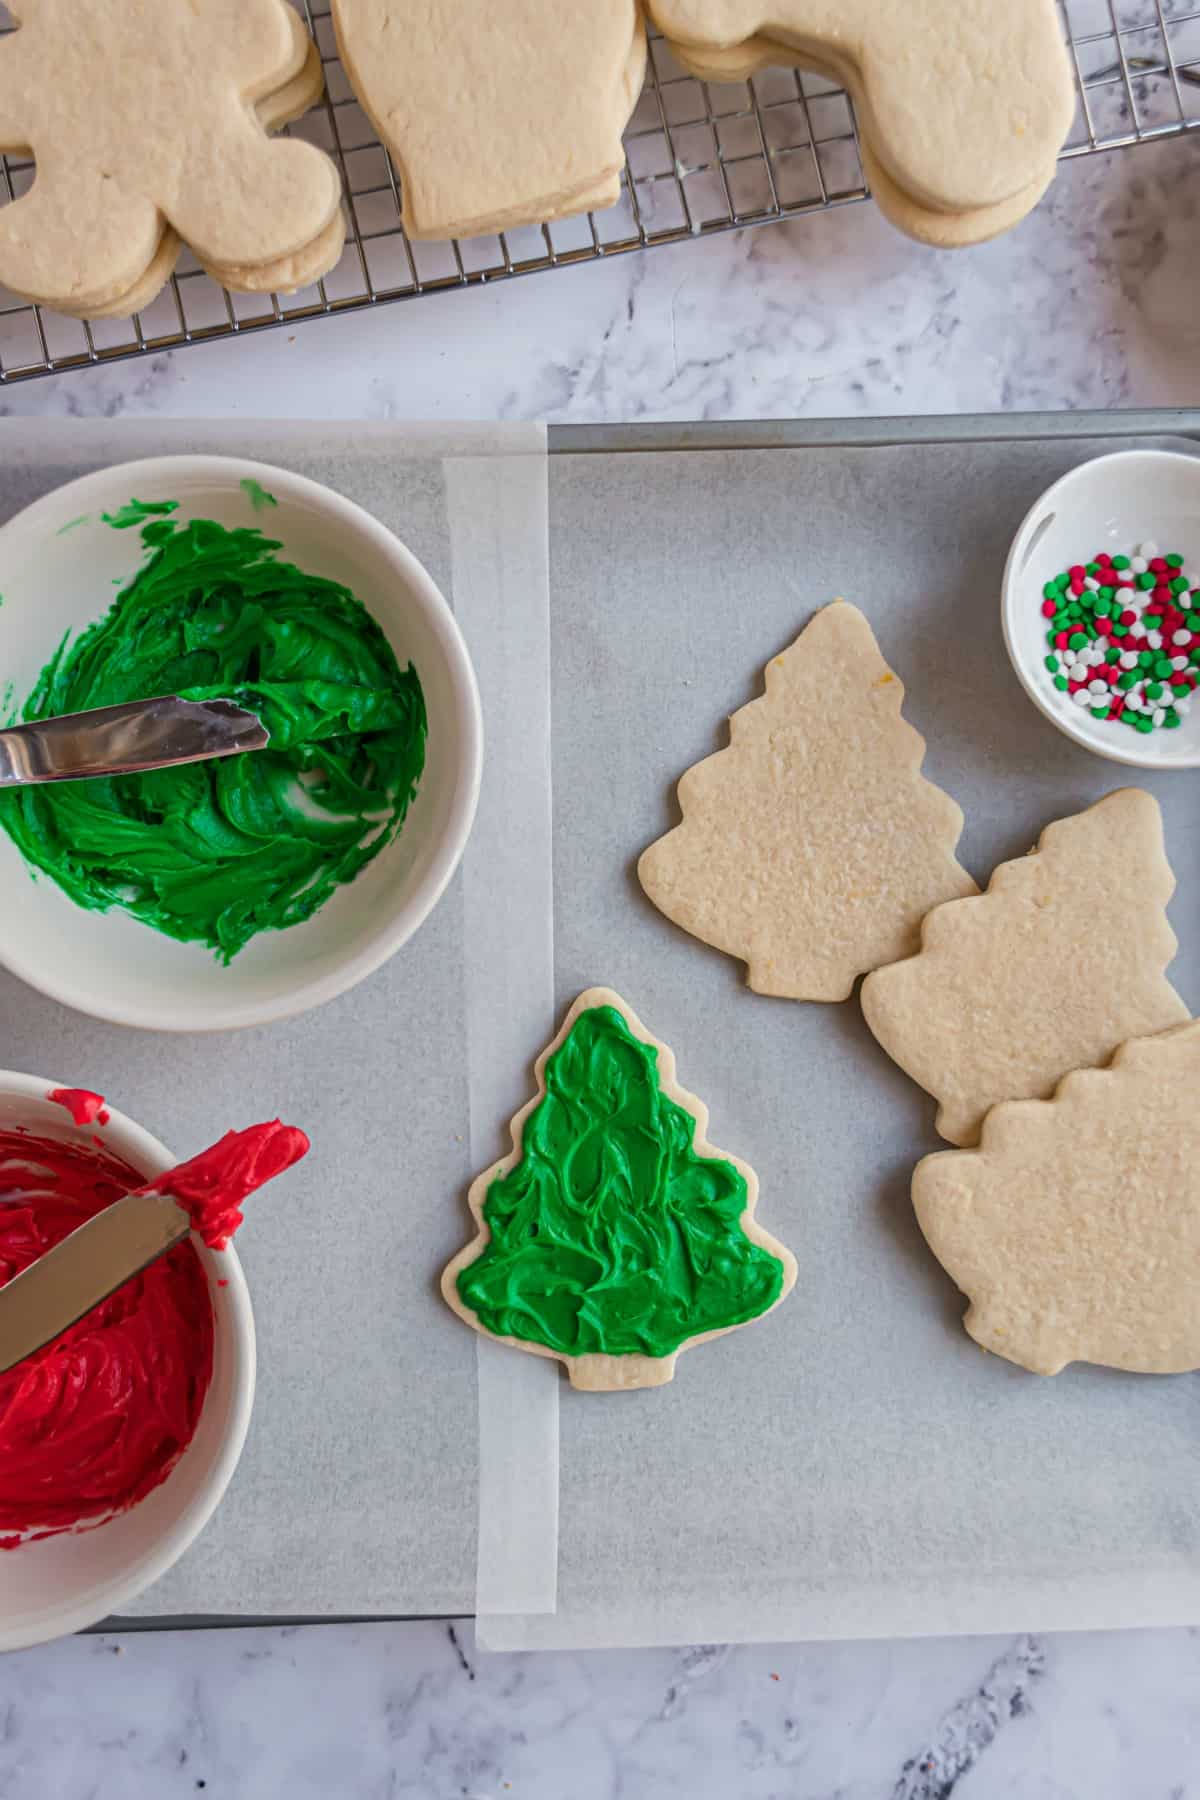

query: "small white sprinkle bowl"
xmin=1002 ymin=449 xmax=1200 ymax=771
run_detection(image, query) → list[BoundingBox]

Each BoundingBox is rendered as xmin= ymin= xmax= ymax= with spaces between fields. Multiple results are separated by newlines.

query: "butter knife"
xmin=0 ymin=1121 xmax=308 ymax=1373
xmin=0 ymin=695 xmax=268 ymax=786
xmin=0 ymin=1188 xmax=192 ymax=1374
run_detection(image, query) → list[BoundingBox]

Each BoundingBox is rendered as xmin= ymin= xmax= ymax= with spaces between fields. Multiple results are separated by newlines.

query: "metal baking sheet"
xmin=0 ymin=419 xmax=550 ymax=1622
xmin=485 ymin=420 xmax=1200 ymax=1649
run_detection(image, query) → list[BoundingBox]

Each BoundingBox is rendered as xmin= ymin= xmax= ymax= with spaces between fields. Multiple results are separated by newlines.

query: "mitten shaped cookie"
xmin=0 ymin=0 xmax=341 ymax=312
xmin=861 ymin=790 xmax=1190 ymax=1146
xmin=650 ymin=0 xmax=1074 ymax=214
xmin=638 ymin=601 xmax=977 ymax=1002
xmin=913 ymin=1022 xmax=1200 ymax=1375
xmin=331 ymin=0 xmax=646 ymax=239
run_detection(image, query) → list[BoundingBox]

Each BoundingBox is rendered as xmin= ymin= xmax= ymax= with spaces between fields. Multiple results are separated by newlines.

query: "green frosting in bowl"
xmin=0 ymin=510 xmax=426 ymax=962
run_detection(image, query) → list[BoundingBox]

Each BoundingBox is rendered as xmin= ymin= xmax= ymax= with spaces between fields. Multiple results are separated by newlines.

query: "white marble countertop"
xmin=3 ymin=134 xmax=1200 ymax=1800
xmin=6 ymin=134 xmax=1199 ymax=427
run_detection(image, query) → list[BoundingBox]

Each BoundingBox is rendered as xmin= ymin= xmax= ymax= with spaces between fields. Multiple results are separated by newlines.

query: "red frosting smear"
xmin=47 ymin=1088 xmax=110 ymax=1127
xmin=0 ymin=1132 xmax=213 ymax=1548
xmin=148 ymin=1121 xmax=309 ymax=1250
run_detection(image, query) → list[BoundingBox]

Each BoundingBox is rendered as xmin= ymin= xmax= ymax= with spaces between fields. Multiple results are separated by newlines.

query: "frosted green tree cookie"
xmin=442 ymin=987 xmax=797 ymax=1390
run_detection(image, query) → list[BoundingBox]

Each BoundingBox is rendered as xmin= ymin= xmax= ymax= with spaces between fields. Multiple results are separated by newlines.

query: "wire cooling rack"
xmin=1 ymin=0 xmax=1198 ymax=383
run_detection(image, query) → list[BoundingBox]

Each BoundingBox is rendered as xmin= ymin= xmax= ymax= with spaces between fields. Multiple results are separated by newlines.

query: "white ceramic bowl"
xmin=0 ymin=455 xmax=483 ymax=1028
xmin=1002 ymin=449 xmax=1200 ymax=770
xmin=0 ymin=1073 xmax=254 ymax=1651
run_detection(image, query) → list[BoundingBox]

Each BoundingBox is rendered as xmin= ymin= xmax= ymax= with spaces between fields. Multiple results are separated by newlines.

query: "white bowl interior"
xmin=0 ymin=1078 xmax=253 ymax=1651
xmin=0 ymin=457 xmax=481 ymax=1028
xmin=1003 ymin=449 xmax=1200 ymax=770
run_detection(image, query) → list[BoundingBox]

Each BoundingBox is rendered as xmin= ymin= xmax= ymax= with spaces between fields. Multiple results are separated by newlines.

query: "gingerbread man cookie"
xmin=0 ymin=0 xmax=341 ymax=313
xmin=443 ymin=988 xmax=797 ymax=1390
xmin=667 ymin=34 xmax=1057 ymax=246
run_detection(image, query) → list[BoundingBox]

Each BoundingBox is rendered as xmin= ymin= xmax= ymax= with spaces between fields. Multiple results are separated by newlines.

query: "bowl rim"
xmin=1001 ymin=447 xmax=1200 ymax=771
xmin=0 ymin=1070 xmax=256 ymax=1652
xmin=0 ymin=453 xmax=485 ymax=1030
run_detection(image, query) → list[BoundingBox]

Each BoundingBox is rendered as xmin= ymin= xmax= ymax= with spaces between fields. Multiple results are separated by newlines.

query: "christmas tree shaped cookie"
xmin=913 ymin=1021 xmax=1200 ymax=1375
xmin=861 ymin=789 xmax=1189 ymax=1147
xmin=442 ymin=988 xmax=797 ymax=1390
xmin=638 ymin=601 xmax=977 ymax=1002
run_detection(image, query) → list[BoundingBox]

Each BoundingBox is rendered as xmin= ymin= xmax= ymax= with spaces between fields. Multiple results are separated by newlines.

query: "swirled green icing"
xmin=457 ymin=1004 xmax=785 ymax=1359
xmin=0 ymin=512 xmax=426 ymax=962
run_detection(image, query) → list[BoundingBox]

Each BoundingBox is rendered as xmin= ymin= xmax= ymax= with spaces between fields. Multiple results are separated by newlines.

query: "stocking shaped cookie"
xmin=442 ymin=988 xmax=797 ymax=1390
xmin=638 ymin=601 xmax=977 ymax=1002
xmin=667 ymin=37 xmax=1056 ymax=246
xmin=913 ymin=1021 xmax=1200 ymax=1375
xmin=650 ymin=0 xmax=1074 ymax=213
xmin=0 ymin=0 xmax=341 ymax=311
xmin=861 ymin=789 xmax=1190 ymax=1147
xmin=331 ymin=0 xmax=646 ymax=239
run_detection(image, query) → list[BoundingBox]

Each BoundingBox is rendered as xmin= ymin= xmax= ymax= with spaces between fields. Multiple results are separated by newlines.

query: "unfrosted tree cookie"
xmin=650 ymin=0 xmax=1073 ymax=215
xmin=861 ymin=789 xmax=1189 ymax=1147
xmin=913 ymin=1021 xmax=1200 ymax=1376
xmin=638 ymin=600 xmax=977 ymax=1002
xmin=330 ymin=0 xmax=646 ymax=239
xmin=442 ymin=988 xmax=797 ymax=1390
xmin=0 ymin=0 xmax=341 ymax=314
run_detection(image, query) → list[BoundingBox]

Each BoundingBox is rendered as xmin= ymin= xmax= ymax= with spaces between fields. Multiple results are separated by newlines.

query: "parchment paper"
xmin=5 ymin=421 xmax=1199 ymax=1643
xmin=0 ymin=420 xmax=553 ymax=1619
xmin=483 ymin=432 xmax=1200 ymax=1649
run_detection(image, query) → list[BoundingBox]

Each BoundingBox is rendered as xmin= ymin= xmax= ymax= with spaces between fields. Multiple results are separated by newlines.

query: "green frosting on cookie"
xmin=458 ymin=1003 xmax=785 ymax=1359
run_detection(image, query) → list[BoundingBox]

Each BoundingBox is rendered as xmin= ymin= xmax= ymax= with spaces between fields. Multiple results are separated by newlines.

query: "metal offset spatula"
xmin=0 ymin=1182 xmax=198 ymax=1375
xmin=0 ymin=1121 xmax=308 ymax=1373
xmin=0 ymin=695 xmax=268 ymax=786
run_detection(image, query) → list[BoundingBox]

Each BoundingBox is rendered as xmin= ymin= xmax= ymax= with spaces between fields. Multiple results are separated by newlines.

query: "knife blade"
xmin=0 ymin=1120 xmax=309 ymax=1374
xmin=0 ymin=1189 xmax=191 ymax=1374
xmin=0 ymin=695 xmax=269 ymax=786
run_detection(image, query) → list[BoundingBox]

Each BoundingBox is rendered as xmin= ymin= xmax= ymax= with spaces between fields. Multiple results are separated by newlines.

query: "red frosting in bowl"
xmin=0 ymin=1131 xmax=214 ymax=1548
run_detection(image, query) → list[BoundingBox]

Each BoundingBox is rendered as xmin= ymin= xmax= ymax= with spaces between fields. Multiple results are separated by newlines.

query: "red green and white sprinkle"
xmin=1039 ymin=540 xmax=1198 ymax=735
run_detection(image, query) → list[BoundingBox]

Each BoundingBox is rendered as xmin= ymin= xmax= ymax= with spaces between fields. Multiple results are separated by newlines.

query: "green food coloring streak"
xmin=240 ymin=479 xmax=278 ymax=513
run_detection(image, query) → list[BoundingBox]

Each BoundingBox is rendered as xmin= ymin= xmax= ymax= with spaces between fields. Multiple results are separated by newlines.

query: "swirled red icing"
xmin=0 ymin=1132 xmax=213 ymax=1547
